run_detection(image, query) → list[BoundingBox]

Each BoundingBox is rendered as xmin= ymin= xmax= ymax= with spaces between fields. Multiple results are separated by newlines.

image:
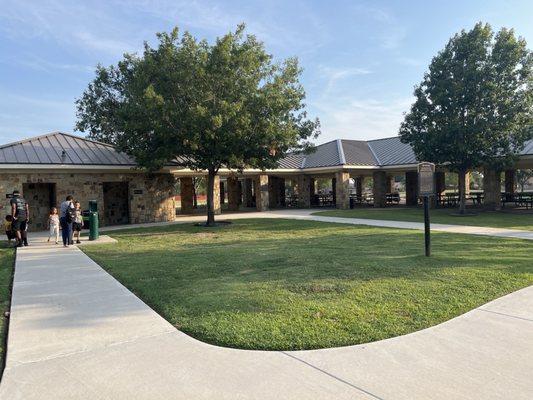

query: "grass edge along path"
xmin=0 ymin=245 xmax=15 ymax=377
xmin=312 ymin=207 xmax=533 ymax=231
xmin=82 ymin=218 xmax=533 ymax=351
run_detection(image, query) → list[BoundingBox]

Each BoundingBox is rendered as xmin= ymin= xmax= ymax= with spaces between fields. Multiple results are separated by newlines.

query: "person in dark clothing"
xmin=59 ymin=195 xmax=75 ymax=247
xmin=10 ymin=190 xmax=29 ymax=247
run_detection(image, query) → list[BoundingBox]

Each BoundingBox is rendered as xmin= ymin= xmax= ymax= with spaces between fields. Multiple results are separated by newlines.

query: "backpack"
xmin=66 ymin=206 xmax=76 ymax=223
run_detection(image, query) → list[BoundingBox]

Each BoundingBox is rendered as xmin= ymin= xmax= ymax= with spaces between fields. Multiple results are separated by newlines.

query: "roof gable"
xmin=0 ymin=132 xmax=136 ymax=166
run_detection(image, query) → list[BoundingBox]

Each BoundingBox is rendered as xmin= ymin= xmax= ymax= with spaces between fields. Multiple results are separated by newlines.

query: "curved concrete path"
xmin=1 ymin=218 xmax=532 ymax=399
xmin=101 ymin=208 xmax=533 ymax=241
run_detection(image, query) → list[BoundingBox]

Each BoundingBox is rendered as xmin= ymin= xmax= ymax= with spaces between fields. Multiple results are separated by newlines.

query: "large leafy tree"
xmin=400 ymin=23 xmax=532 ymax=213
xmin=76 ymin=25 xmax=319 ymax=225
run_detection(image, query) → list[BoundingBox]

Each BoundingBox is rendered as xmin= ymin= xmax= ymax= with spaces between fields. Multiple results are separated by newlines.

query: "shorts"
xmin=73 ymin=222 xmax=83 ymax=232
xmin=5 ymin=231 xmax=15 ymax=240
xmin=12 ymin=219 xmax=27 ymax=232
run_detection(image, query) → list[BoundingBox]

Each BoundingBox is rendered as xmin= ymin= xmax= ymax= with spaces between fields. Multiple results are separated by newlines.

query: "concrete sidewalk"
xmin=103 ymin=208 xmax=533 ymax=241
xmin=1 ymin=225 xmax=532 ymax=399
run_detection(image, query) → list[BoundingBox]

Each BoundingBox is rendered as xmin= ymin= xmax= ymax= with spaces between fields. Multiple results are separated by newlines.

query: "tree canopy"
xmin=76 ymin=24 xmax=319 ymax=224
xmin=399 ymin=22 xmax=532 ymax=211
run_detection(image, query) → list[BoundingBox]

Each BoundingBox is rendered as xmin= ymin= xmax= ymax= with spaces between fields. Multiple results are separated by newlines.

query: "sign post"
xmin=418 ymin=162 xmax=435 ymax=257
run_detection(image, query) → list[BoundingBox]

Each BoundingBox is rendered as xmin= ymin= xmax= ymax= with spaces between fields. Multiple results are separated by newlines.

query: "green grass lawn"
xmin=83 ymin=219 xmax=533 ymax=350
xmin=313 ymin=207 xmax=533 ymax=231
xmin=0 ymin=244 xmax=15 ymax=370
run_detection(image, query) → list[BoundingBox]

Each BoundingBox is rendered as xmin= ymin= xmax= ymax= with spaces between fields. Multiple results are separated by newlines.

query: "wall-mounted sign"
xmin=418 ymin=162 xmax=435 ymax=196
xmin=133 ymin=189 xmax=143 ymax=195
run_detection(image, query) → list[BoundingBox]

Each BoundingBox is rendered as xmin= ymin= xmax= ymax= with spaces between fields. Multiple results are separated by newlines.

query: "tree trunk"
xmin=206 ymin=170 xmax=216 ymax=226
xmin=458 ymin=169 xmax=467 ymax=214
xmin=193 ymin=179 xmax=198 ymax=209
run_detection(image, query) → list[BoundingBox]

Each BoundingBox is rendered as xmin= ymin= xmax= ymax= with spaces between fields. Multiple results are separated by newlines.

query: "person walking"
xmin=10 ymin=190 xmax=29 ymax=247
xmin=59 ymin=195 xmax=74 ymax=247
xmin=47 ymin=207 xmax=60 ymax=244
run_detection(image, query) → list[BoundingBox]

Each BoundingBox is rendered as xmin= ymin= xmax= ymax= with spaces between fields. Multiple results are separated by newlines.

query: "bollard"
xmin=89 ymin=211 xmax=99 ymax=241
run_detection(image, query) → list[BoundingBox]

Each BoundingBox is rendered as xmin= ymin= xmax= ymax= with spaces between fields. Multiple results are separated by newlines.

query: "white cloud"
xmin=318 ymin=65 xmax=372 ymax=93
xmin=0 ymin=93 xmax=75 ymax=139
xmin=310 ymin=96 xmax=414 ymax=143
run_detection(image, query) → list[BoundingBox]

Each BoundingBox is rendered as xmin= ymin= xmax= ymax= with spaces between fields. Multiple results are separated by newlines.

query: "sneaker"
xmin=76 ymin=240 xmax=81 ymax=244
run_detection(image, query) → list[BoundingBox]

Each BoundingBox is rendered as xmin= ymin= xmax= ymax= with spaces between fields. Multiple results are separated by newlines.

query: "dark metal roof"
xmin=278 ymin=153 xmax=305 ymax=169
xmin=2 ymin=132 xmax=531 ymax=170
xmin=367 ymin=136 xmax=418 ymax=166
xmin=278 ymin=136 xmax=418 ymax=169
xmin=302 ymin=140 xmax=342 ymax=168
xmin=341 ymin=140 xmax=378 ymax=166
xmin=0 ymin=132 xmax=136 ymax=165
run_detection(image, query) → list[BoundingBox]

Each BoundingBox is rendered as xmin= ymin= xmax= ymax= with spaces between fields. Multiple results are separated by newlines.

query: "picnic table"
xmin=502 ymin=192 xmax=533 ymax=209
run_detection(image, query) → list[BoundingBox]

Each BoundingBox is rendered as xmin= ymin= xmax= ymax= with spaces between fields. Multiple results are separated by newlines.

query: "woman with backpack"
xmin=59 ymin=195 xmax=75 ymax=247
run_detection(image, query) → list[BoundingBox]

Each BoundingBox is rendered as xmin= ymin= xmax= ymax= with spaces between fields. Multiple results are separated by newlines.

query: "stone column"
xmin=355 ymin=176 xmax=363 ymax=197
xmin=464 ymin=172 xmax=471 ymax=195
xmin=505 ymin=170 xmax=516 ymax=193
xmin=219 ymin=180 xmax=225 ymax=205
xmin=296 ymin=175 xmax=311 ymax=208
xmin=227 ymin=176 xmax=240 ymax=211
xmin=335 ymin=171 xmax=350 ymax=209
xmin=213 ymin=175 xmax=221 ymax=214
xmin=180 ymin=177 xmax=194 ymax=214
xmin=405 ymin=171 xmax=418 ymax=206
xmin=254 ymin=174 xmax=269 ymax=211
xmin=242 ymin=178 xmax=254 ymax=207
xmin=483 ymin=168 xmax=501 ymax=210
xmin=372 ymin=171 xmax=388 ymax=207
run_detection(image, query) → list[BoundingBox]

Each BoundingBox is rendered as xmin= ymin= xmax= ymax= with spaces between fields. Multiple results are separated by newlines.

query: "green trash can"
xmin=88 ymin=200 xmax=99 ymax=241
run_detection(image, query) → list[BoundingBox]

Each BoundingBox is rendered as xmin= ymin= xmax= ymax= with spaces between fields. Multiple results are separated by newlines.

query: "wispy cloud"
xmin=309 ymin=96 xmax=414 ymax=142
xmin=351 ymin=4 xmax=407 ymax=50
xmin=0 ymin=0 xmax=139 ymax=56
xmin=318 ymin=65 xmax=372 ymax=93
xmin=0 ymin=53 xmax=94 ymax=73
xmin=0 ymin=92 xmax=75 ymax=138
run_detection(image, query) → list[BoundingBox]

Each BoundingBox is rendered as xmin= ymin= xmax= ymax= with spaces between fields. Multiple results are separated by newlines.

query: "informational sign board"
xmin=418 ymin=162 xmax=435 ymax=196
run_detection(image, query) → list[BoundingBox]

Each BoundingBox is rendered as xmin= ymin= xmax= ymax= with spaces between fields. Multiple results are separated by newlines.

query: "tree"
xmin=516 ymin=169 xmax=533 ymax=192
xmin=400 ymin=23 xmax=532 ymax=213
xmin=76 ymin=25 xmax=319 ymax=225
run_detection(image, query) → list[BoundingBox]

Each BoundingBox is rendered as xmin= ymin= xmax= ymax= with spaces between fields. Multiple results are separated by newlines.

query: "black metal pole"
xmin=423 ymin=195 xmax=430 ymax=256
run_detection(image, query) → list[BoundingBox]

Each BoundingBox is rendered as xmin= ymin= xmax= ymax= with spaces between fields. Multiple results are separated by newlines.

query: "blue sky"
xmin=0 ymin=0 xmax=532 ymax=145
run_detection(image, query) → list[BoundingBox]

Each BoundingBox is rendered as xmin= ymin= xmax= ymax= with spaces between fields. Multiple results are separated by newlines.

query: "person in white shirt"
xmin=47 ymin=207 xmax=60 ymax=244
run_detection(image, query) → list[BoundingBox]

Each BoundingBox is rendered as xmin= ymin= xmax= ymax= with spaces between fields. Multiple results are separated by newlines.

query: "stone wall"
xmin=296 ymin=175 xmax=311 ymax=208
xmin=483 ymin=168 xmax=501 ymax=210
xmin=0 ymin=171 xmax=177 ymax=230
xmin=373 ymin=171 xmax=388 ymax=208
xmin=254 ymin=174 xmax=269 ymax=211
xmin=335 ymin=171 xmax=350 ymax=209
